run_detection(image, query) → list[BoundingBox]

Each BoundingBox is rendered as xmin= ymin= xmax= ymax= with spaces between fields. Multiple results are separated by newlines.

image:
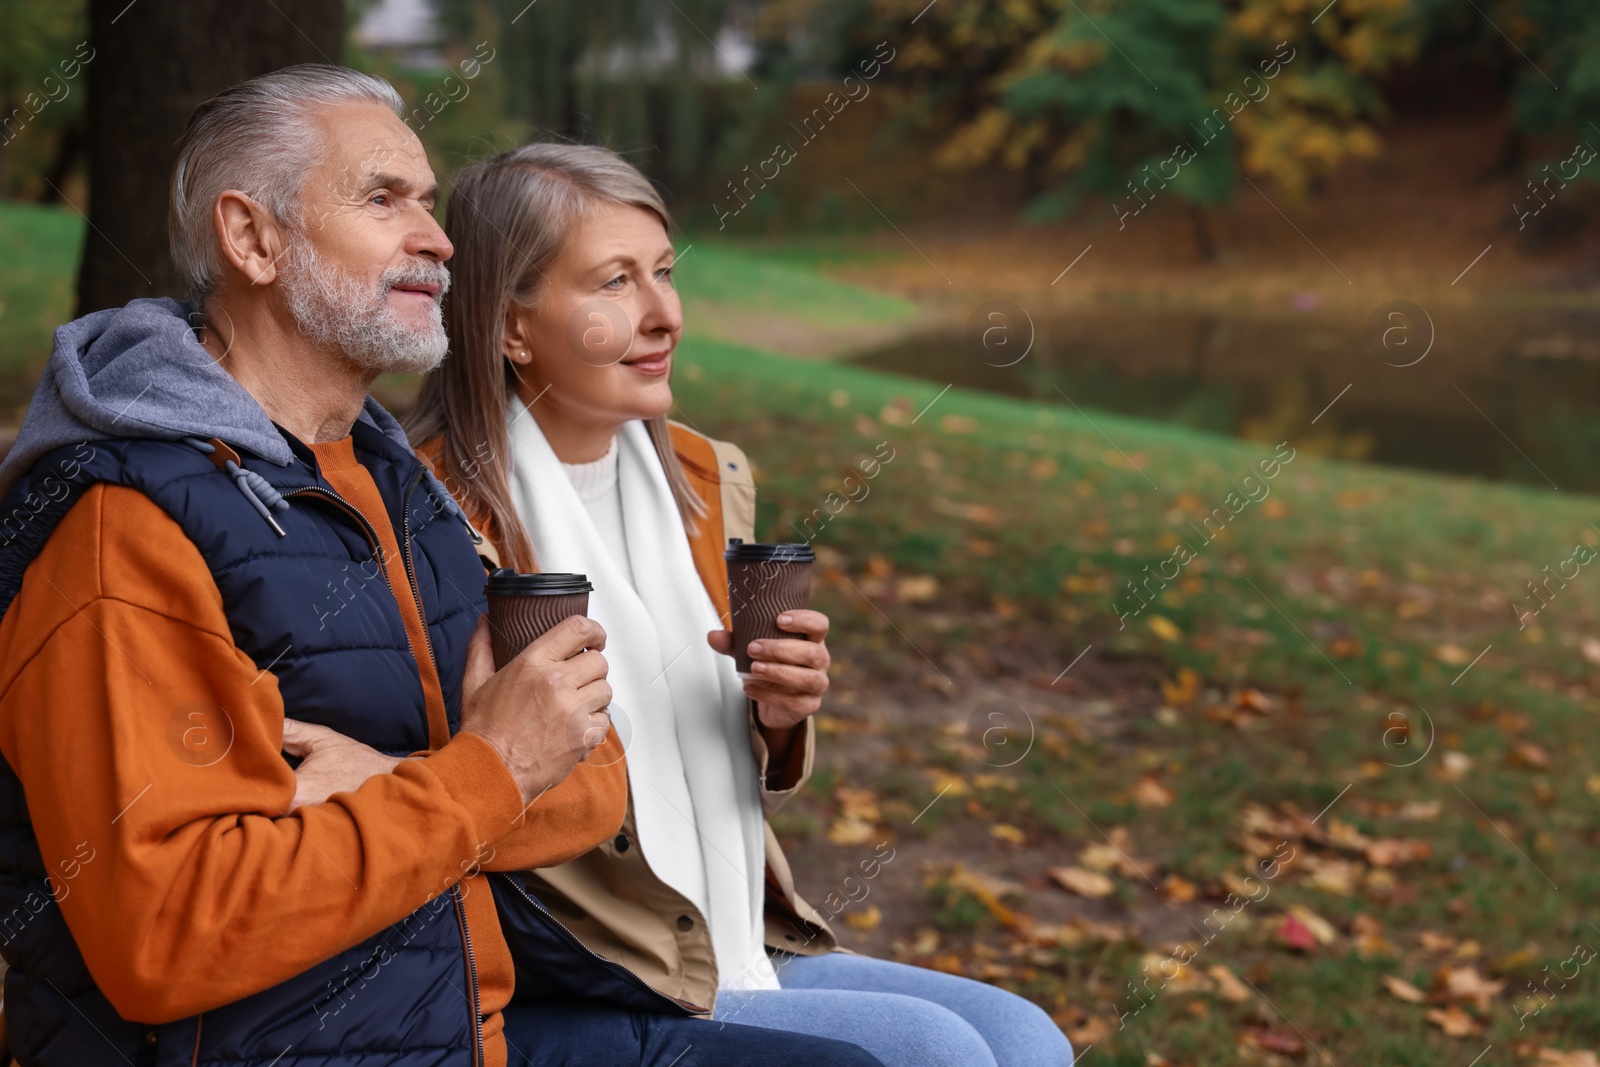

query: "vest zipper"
xmin=495 ymin=872 xmax=707 ymax=1016
xmin=283 ymin=481 xmax=487 ymax=1058
xmin=396 ymin=469 xmax=439 ymax=700
xmin=398 ymin=475 xmax=485 ymax=1057
xmin=452 ymin=883 xmax=486 ymax=1067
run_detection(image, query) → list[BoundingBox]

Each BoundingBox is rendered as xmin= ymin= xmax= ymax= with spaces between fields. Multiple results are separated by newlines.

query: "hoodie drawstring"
xmin=184 ymin=437 xmax=290 ymax=537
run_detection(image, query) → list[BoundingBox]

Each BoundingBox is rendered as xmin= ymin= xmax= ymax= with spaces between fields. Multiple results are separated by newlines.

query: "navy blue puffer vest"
xmin=0 ymin=415 xmax=492 ymax=1067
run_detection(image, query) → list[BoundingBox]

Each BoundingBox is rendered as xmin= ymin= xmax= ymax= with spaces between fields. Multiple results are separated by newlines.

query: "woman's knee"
xmin=971 ymin=988 xmax=1074 ymax=1067
xmin=878 ymin=998 xmax=999 ymax=1067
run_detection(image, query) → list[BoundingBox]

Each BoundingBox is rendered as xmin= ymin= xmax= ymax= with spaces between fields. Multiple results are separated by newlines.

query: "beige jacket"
xmin=433 ymin=422 xmax=837 ymax=1014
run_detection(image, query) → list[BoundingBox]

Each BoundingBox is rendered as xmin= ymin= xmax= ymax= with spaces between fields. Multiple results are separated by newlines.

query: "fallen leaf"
xmin=1209 ymin=964 xmax=1253 ymax=1003
xmin=1510 ymin=740 xmax=1551 ymax=770
xmin=1079 ymin=843 xmax=1121 ymax=872
xmin=1049 ymin=866 xmax=1115 ymax=899
xmin=1325 ymin=819 xmax=1372 ymax=851
xmin=1132 ymin=775 xmax=1175 ymax=808
xmin=1536 ymin=1051 xmax=1600 ymax=1067
xmin=879 ymin=399 xmax=914 ymax=426
xmin=835 ymin=786 xmax=881 ymax=822
xmin=1383 ymin=975 xmax=1428 ymax=1003
xmin=1365 ymin=838 xmax=1431 ymax=867
xmin=894 ymin=575 xmax=940 ymax=602
xmin=844 ymin=905 xmax=882 ymax=931
xmin=1425 ymin=1004 xmax=1481 ymax=1037
xmin=1301 ymin=855 xmax=1362 ymax=895
xmin=946 ymin=866 xmax=1027 ymax=929
xmin=990 ymin=823 xmax=1027 ymax=845
xmin=1435 ymin=644 xmax=1471 ymax=666
xmin=1287 ymin=905 xmax=1338 ymax=945
xmin=1160 ymin=668 xmax=1201 ymax=707
xmin=1079 ymin=827 xmax=1151 ymax=879
xmin=1433 ymin=965 xmax=1505 ymax=1012
xmin=1162 ymin=874 xmax=1198 ymax=903
xmin=1148 ymin=615 xmax=1183 ymax=642
xmin=1418 ymin=931 xmax=1457 ymax=953
xmin=1438 ymin=751 xmax=1474 ymax=780
xmin=828 ymin=786 xmax=882 ymax=845
xmin=1329 ymin=637 xmax=1364 ymax=658
xmin=1277 ymin=913 xmax=1319 ymax=953
xmin=1140 ymin=951 xmax=1210 ymax=992
xmin=1236 ymin=688 xmax=1274 ymax=713
xmin=1352 ymin=914 xmax=1394 ymax=958
xmin=827 ymin=818 xmax=876 ymax=846
xmin=925 ymin=770 xmax=970 ymax=796
xmin=1397 ymin=800 xmax=1442 ymax=821
xmin=1490 ymin=946 xmax=1540 ymax=975
xmin=1237 ymin=1026 xmax=1305 ymax=1055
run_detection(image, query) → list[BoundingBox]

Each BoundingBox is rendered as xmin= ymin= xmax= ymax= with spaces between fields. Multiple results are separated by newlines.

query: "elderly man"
xmin=0 ymin=66 xmax=883 ymax=1067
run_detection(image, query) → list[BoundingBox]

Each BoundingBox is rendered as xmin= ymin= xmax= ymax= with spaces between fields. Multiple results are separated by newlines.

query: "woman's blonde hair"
xmin=403 ymin=143 xmax=707 ymax=572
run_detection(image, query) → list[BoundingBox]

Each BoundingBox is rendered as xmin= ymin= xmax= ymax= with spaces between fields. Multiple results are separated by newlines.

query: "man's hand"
xmin=281 ymin=718 xmax=402 ymax=811
xmin=460 ymin=614 xmax=612 ymax=806
xmin=707 ymin=608 xmax=831 ymax=730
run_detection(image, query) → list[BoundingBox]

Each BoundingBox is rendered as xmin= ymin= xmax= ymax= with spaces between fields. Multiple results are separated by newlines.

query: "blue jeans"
xmin=711 ymin=952 xmax=1075 ymax=1067
xmin=502 ymin=999 xmax=886 ymax=1066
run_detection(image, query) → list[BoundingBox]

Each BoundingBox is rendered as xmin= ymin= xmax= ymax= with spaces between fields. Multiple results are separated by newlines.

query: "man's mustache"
xmin=380 ymin=260 xmax=452 ymax=301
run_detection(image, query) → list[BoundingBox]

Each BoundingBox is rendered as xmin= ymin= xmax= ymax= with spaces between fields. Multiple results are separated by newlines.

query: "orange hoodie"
xmin=0 ymin=436 xmax=627 ymax=1066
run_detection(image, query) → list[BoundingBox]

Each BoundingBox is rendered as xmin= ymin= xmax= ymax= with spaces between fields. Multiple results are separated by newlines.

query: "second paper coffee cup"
xmin=484 ymin=569 xmax=593 ymax=670
xmin=724 ymin=539 xmax=815 ymax=675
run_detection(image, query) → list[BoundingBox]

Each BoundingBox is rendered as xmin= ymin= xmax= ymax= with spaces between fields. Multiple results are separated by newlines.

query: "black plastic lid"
xmin=723 ymin=538 xmax=816 ymax=563
xmin=484 ymin=568 xmax=593 ymax=595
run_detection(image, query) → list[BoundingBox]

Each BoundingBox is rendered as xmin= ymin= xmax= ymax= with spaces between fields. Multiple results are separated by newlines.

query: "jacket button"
xmin=676 ymin=914 xmax=694 ymax=932
xmin=614 ymin=833 xmax=630 ymax=853
xmin=144 ymin=1030 xmax=158 ymax=1046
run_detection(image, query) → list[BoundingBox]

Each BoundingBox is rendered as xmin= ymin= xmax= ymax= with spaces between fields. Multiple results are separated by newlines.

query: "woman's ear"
xmin=213 ymin=190 xmax=287 ymax=286
xmin=503 ymin=306 xmax=532 ymax=365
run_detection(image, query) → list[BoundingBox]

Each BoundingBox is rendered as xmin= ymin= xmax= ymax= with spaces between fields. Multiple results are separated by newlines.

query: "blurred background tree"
xmin=5 ymin=0 xmax=1600 ymax=296
xmin=77 ymin=0 xmax=344 ymax=312
xmin=838 ymin=0 xmax=1421 ymax=258
xmin=0 ymin=0 xmax=87 ymax=203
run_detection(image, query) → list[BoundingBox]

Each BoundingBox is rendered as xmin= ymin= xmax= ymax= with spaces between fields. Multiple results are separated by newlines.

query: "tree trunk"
xmin=1188 ymin=201 xmax=1218 ymax=263
xmin=76 ymin=0 xmax=343 ymax=314
xmin=36 ymin=124 xmax=84 ymax=205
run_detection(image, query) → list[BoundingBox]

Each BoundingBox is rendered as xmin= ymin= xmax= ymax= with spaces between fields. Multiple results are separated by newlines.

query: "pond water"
xmin=851 ymin=304 xmax=1600 ymax=493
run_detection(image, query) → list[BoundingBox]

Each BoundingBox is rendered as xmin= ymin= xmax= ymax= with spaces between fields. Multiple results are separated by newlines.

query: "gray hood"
xmin=0 ymin=298 xmax=415 ymax=499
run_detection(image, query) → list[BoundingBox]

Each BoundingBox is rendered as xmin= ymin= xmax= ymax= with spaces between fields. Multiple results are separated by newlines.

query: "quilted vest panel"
xmin=0 ymin=420 xmax=486 ymax=1067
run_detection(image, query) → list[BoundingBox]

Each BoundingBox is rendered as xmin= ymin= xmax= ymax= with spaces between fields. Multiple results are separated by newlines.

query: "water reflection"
xmin=852 ymin=307 xmax=1600 ymax=491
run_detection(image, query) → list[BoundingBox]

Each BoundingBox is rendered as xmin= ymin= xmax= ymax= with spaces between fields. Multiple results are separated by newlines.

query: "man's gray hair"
xmin=169 ymin=64 xmax=406 ymax=306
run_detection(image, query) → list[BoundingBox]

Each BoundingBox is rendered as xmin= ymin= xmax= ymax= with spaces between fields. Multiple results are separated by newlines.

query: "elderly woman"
xmin=397 ymin=142 xmax=1073 ymax=1067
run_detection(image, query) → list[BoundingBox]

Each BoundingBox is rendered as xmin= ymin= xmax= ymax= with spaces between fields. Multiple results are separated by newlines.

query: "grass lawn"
xmin=668 ymin=261 xmax=1600 ymax=1065
xmin=4 ymin=198 xmax=1597 ymax=1064
xmin=672 ymin=329 xmax=1600 ymax=1064
xmin=0 ymin=202 xmax=81 ymax=417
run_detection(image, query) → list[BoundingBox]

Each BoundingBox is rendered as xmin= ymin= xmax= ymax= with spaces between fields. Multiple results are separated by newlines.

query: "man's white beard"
xmin=280 ymin=234 xmax=451 ymax=375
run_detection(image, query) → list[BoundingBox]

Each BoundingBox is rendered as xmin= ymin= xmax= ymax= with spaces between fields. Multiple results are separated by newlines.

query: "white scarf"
xmin=504 ymin=403 xmax=777 ymax=991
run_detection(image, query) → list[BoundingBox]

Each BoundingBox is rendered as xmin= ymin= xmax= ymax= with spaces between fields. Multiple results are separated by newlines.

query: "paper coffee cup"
xmin=724 ymin=540 xmax=815 ymax=675
xmin=484 ymin=569 xmax=593 ymax=670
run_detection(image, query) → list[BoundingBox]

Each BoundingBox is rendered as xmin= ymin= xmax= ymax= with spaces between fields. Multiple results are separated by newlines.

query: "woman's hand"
xmin=707 ymin=608 xmax=831 ymax=730
xmin=281 ymin=718 xmax=403 ymax=811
